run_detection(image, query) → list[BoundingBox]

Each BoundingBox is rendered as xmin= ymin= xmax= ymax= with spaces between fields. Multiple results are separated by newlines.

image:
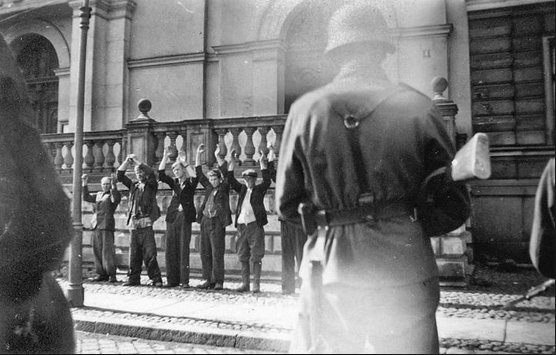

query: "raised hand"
xmin=163 ymin=147 xmax=172 ymax=159
xmin=268 ymin=145 xmax=276 ymax=162
xmin=81 ymin=174 xmax=89 ymax=185
xmin=197 ymin=143 xmax=205 ymax=154
xmin=229 ymin=149 xmax=237 ymax=171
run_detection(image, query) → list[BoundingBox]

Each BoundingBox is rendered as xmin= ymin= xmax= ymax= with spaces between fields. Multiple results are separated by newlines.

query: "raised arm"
xmin=227 ymin=149 xmax=243 ymax=193
xmin=117 ymin=154 xmax=134 ymax=189
xmin=259 ymin=150 xmax=272 ymax=192
xmin=81 ymin=174 xmax=96 ymax=203
xmin=109 ymin=173 xmax=121 ymax=205
xmin=196 ymin=144 xmax=210 ymax=188
xmin=267 ymin=145 xmax=277 ymax=182
xmin=157 ymin=147 xmax=175 ymax=188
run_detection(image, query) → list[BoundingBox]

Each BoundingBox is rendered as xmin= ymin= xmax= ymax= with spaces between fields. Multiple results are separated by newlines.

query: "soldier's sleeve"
xmin=419 ymin=104 xmax=471 ymax=237
xmin=275 ymin=110 xmax=309 ymax=224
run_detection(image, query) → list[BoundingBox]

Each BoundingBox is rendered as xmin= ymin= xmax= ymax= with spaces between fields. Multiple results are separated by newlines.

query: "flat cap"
xmin=242 ymin=169 xmax=257 ymax=178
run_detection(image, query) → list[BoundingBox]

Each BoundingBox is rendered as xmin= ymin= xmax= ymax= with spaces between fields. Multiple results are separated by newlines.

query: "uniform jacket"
xmin=227 ymin=167 xmax=272 ymax=227
xmin=158 ymin=165 xmax=202 ymax=224
xmin=117 ymin=168 xmax=159 ymax=224
xmin=83 ymin=185 xmax=121 ymax=230
xmin=275 ymin=68 xmax=470 ymax=288
xmin=197 ymin=165 xmax=232 ymax=227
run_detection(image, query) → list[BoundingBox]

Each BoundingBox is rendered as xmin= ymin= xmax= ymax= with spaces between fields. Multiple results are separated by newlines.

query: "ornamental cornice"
xmin=128 ymin=52 xmax=206 ymax=69
xmin=211 ymin=39 xmax=287 ymax=57
xmin=0 ymin=0 xmax=66 ymax=14
xmin=466 ymin=0 xmax=551 ymax=12
xmin=393 ymin=24 xmax=453 ymax=39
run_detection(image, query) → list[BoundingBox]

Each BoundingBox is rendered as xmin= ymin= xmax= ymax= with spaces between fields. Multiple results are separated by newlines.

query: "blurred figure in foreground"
xmin=275 ymin=3 xmax=470 ymax=353
xmin=0 ymin=35 xmax=75 ymax=353
xmin=529 ymin=158 xmax=555 ymax=279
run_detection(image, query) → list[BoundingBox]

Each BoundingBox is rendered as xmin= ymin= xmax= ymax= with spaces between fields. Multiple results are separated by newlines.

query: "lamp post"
xmin=67 ymin=0 xmax=91 ymax=307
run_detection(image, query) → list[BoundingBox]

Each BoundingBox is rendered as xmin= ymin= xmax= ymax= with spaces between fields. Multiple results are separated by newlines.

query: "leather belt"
xmin=314 ymin=202 xmax=415 ymax=229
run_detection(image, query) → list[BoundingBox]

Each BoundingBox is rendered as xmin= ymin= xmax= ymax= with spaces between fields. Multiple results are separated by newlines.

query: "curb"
xmin=72 ymin=311 xmax=291 ymax=353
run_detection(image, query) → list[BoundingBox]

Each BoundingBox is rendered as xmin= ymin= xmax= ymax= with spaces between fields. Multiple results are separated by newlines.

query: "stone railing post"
xmin=430 ymin=76 xmax=473 ymax=287
xmin=124 ymin=99 xmax=157 ymax=167
xmin=431 ymin=76 xmax=457 ymax=146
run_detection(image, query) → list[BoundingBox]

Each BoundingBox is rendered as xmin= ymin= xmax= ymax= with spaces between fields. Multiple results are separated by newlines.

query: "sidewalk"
xmin=61 ymin=273 xmax=555 ymax=354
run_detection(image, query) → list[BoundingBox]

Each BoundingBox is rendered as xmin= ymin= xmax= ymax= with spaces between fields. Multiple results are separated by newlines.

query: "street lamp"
xmin=66 ymin=0 xmax=91 ymax=307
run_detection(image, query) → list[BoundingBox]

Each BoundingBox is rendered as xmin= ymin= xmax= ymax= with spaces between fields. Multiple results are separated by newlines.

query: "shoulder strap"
xmin=344 ymin=85 xmax=405 ymax=198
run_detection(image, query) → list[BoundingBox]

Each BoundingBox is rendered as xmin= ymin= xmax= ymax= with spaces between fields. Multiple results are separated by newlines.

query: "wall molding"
xmin=128 ymin=52 xmax=206 ymax=69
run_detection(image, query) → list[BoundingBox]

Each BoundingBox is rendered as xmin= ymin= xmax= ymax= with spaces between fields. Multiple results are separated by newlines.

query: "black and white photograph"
xmin=0 ymin=0 xmax=554 ymax=353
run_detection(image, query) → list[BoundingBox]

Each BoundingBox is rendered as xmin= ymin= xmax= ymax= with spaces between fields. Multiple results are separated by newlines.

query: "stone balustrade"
xmin=41 ymin=114 xmax=287 ymax=183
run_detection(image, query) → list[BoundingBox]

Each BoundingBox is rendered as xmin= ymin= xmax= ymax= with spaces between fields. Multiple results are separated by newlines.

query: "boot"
xmin=234 ymin=262 xmax=250 ymax=292
xmin=252 ymin=262 xmax=262 ymax=293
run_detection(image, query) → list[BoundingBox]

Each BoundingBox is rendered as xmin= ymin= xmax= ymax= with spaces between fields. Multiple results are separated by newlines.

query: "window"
xmin=15 ymin=34 xmax=59 ymax=134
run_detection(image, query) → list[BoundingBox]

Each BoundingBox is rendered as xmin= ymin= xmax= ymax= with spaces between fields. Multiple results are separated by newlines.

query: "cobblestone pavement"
xmin=66 ymin=263 xmax=554 ymax=354
xmin=75 ymin=331 xmax=280 ymax=354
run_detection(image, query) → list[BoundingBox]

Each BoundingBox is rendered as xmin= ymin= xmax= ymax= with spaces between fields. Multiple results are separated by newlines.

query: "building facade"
xmin=0 ymin=0 xmax=554 ymax=272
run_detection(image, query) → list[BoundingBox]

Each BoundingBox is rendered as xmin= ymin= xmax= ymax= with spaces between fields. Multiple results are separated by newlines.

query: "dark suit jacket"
xmin=83 ymin=186 xmax=121 ymax=230
xmin=228 ymin=168 xmax=271 ymax=227
xmin=158 ymin=165 xmax=202 ymax=224
xmin=117 ymin=168 xmax=159 ymax=224
xmin=197 ymin=165 xmax=232 ymax=227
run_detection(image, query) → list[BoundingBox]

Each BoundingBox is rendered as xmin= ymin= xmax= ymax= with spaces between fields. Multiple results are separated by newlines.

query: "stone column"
xmin=252 ymin=40 xmax=287 ymax=115
xmin=103 ymin=0 xmax=136 ymax=130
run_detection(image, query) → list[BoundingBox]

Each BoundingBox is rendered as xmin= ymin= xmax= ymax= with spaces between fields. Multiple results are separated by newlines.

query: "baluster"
xmin=84 ymin=141 xmax=95 ymax=173
xmin=258 ymin=127 xmax=269 ymax=157
xmin=118 ymin=139 xmax=125 ymax=168
xmin=179 ymin=128 xmax=187 ymax=155
xmin=54 ymin=142 xmax=64 ymax=171
xmin=230 ymin=128 xmax=242 ymax=163
xmin=105 ymin=140 xmax=116 ymax=171
xmin=154 ymin=132 xmax=166 ymax=166
xmin=168 ymin=131 xmax=179 ymax=161
xmin=215 ymin=128 xmax=228 ymax=161
xmin=94 ymin=140 xmax=105 ymax=172
xmin=64 ymin=141 xmax=74 ymax=171
xmin=243 ymin=127 xmax=256 ymax=165
xmin=272 ymin=125 xmax=283 ymax=158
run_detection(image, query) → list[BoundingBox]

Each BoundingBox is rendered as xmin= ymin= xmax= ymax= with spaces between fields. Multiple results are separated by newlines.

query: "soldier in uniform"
xmin=275 ymin=3 xmax=470 ymax=353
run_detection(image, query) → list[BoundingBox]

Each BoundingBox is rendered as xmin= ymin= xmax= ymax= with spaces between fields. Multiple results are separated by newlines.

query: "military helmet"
xmin=324 ymin=2 xmax=395 ymax=57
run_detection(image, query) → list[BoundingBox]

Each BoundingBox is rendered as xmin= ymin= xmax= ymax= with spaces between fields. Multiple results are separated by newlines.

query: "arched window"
xmin=15 ymin=34 xmax=59 ymax=134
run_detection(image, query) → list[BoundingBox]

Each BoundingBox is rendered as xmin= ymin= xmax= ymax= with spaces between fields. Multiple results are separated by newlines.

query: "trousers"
xmin=165 ymin=212 xmax=192 ymax=286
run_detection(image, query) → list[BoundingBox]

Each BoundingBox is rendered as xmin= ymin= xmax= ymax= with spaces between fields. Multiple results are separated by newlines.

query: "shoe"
xmin=164 ymin=283 xmax=179 ymax=288
xmin=122 ymin=280 xmax=140 ymax=286
xmin=152 ymin=280 xmax=163 ymax=287
xmin=180 ymin=283 xmax=190 ymax=289
xmin=234 ymin=283 xmax=250 ymax=292
xmin=213 ymin=282 xmax=223 ymax=290
xmin=196 ymin=280 xmax=213 ymax=289
xmin=108 ymin=276 xmax=118 ymax=283
xmin=91 ymin=275 xmax=109 ymax=282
